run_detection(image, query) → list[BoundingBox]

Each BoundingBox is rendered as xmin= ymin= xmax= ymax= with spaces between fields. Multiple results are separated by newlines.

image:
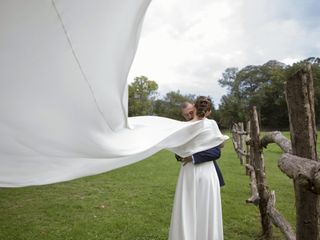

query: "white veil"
xmin=0 ymin=0 xmax=228 ymax=187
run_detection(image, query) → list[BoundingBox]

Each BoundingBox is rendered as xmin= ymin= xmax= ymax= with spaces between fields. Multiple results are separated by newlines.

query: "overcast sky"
xmin=128 ymin=0 xmax=320 ymax=106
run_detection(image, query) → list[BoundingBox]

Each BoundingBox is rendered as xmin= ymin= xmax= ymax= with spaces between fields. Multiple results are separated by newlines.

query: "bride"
xmin=168 ymin=96 xmax=224 ymax=240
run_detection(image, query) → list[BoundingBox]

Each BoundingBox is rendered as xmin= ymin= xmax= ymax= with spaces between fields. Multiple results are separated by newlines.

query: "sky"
xmin=128 ymin=0 xmax=320 ymax=106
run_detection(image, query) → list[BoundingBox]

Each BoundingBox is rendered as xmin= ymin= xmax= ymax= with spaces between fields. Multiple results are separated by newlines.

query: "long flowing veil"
xmin=0 ymin=0 xmax=228 ymax=187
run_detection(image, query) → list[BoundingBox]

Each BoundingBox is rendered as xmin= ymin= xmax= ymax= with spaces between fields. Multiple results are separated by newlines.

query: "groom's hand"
xmin=218 ymin=142 xmax=225 ymax=148
xmin=182 ymin=156 xmax=193 ymax=166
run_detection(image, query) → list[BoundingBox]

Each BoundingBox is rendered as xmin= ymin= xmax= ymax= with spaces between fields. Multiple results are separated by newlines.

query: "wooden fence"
xmin=231 ymin=64 xmax=320 ymax=240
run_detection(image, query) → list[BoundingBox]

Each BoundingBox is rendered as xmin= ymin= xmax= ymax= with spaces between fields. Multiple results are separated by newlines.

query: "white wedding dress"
xmin=169 ymin=161 xmax=223 ymax=240
xmin=169 ymin=119 xmax=224 ymax=240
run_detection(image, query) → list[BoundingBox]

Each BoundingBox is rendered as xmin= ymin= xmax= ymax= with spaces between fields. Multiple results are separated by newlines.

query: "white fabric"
xmin=169 ymin=161 xmax=223 ymax=240
xmin=0 ymin=0 xmax=229 ymax=187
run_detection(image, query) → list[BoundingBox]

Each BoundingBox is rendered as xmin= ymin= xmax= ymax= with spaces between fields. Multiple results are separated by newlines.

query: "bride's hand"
xmin=182 ymin=156 xmax=192 ymax=166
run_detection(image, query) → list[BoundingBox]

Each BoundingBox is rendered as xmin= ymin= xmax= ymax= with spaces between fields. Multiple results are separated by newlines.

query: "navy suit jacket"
xmin=175 ymin=146 xmax=225 ymax=187
xmin=193 ymin=146 xmax=225 ymax=187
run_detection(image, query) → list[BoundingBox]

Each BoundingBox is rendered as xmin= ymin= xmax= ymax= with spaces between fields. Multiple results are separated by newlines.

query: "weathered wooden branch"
xmin=285 ymin=63 xmax=319 ymax=239
xmin=267 ymin=191 xmax=296 ymax=240
xmin=238 ymin=122 xmax=246 ymax=165
xmin=250 ymin=106 xmax=273 ymax=238
xmin=279 ymin=153 xmax=320 ymax=193
xmin=236 ymin=149 xmax=249 ymax=157
xmin=233 ymin=144 xmax=248 ymax=157
xmin=232 ymin=123 xmax=245 ymax=165
xmin=232 ymin=139 xmax=242 ymax=163
xmin=245 ymin=164 xmax=260 ymax=205
xmin=260 ymin=131 xmax=292 ymax=154
xmin=246 ymin=121 xmax=251 ymax=170
xmin=233 ymin=131 xmax=247 ymax=135
xmin=232 ymin=139 xmax=238 ymax=149
xmin=286 ymin=64 xmax=318 ymax=160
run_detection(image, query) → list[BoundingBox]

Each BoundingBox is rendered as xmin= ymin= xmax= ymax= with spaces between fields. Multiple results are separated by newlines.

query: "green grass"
xmin=0 ymin=132 xmax=299 ymax=240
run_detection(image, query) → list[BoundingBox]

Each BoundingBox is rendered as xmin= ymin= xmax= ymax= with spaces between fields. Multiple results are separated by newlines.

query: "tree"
xmin=218 ymin=95 xmax=247 ymax=128
xmin=128 ymin=76 xmax=158 ymax=116
xmin=218 ymin=60 xmax=288 ymax=129
xmin=258 ymin=61 xmax=288 ymax=129
xmin=153 ymin=90 xmax=197 ymax=120
xmin=218 ymin=67 xmax=238 ymax=92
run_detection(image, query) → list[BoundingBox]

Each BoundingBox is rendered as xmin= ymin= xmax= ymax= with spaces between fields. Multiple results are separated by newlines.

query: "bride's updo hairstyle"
xmin=194 ymin=96 xmax=212 ymax=118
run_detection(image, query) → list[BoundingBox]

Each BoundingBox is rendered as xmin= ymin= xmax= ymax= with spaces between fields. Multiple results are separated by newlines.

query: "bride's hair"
xmin=195 ymin=96 xmax=212 ymax=118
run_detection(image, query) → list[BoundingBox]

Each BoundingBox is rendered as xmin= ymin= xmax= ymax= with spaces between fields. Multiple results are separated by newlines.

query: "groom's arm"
xmin=192 ymin=146 xmax=221 ymax=164
xmin=176 ymin=145 xmax=221 ymax=164
xmin=175 ymin=154 xmax=183 ymax=161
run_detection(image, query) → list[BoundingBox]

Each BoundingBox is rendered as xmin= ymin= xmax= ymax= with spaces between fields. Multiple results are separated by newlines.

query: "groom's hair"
xmin=195 ymin=96 xmax=212 ymax=118
xmin=181 ymin=101 xmax=192 ymax=109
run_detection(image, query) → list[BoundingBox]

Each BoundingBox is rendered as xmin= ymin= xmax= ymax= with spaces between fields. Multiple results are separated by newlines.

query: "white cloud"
xmin=128 ymin=0 xmax=320 ymax=106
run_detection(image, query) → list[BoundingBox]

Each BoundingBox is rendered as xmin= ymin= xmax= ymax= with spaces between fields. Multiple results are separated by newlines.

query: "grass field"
xmin=0 ymin=132 xmax=298 ymax=240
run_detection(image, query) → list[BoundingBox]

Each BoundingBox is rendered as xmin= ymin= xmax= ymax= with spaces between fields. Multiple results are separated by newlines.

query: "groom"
xmin=175 ymin=101 xmax=225 ymax=187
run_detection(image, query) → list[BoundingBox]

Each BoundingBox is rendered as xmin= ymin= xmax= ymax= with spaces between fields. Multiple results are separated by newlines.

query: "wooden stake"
xmin=285 ymin=63 xmax=320 ymax=240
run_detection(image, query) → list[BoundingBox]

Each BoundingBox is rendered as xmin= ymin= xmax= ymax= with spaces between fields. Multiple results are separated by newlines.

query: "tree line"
xmin=128 ymin=57 xmax=320 ymax=129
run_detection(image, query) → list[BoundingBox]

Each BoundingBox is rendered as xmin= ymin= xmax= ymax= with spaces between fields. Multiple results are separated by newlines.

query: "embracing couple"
xmin=169 ymin=96 xmax=225 ymax=240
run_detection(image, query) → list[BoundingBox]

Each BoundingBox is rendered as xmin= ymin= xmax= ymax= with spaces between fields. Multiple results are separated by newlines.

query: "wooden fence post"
xmin=246 ymin=121 xmax=251 ymax=175
xmin=285 ymin=63 xmax=320 ymax=240
xmin=250 ymin=106 xmax=273 ymax=238
xmin=239 ymin=122 xmax=246 ymax=165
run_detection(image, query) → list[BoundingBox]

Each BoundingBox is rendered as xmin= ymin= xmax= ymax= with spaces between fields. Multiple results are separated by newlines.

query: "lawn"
xmin=0 ymin=132 xmax=298 ymax=240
